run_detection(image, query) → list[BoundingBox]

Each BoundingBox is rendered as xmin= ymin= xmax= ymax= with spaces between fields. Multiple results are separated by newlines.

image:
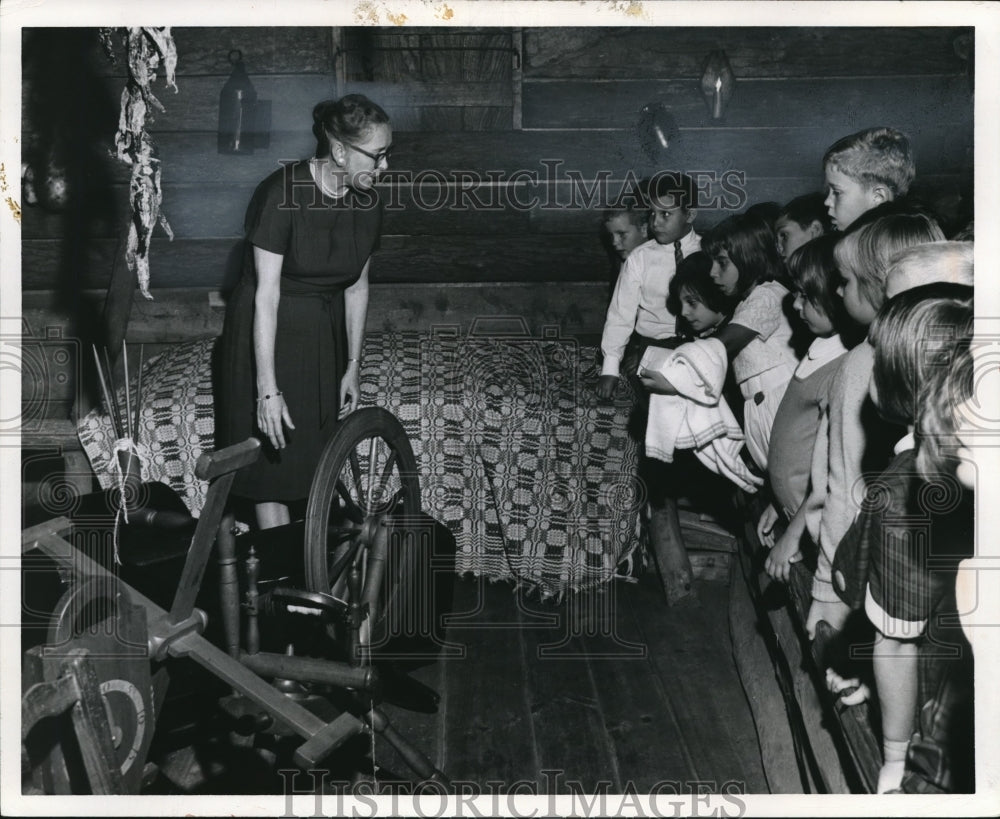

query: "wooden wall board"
xmin=26 ymin=120 xmax=965 ymax=194
xmin=127 ymin=75 xmax=336 ymax=134
xmin=522 ymin=27 xmax=971 ymax=80
xmin=522 ymin=75 xmax=971 ymax=131
xmin=21 ymin=181 xmax=539 ymax=241
xmin=19 ymin=25 xmax=973 ymax=300
xmin=135 ymin=125 xmax=970 ymax=184
xmin=21 ymin=282 xmax=614 ymax=345
xmin=94 ymin=27 xmax=335 ymax=76
xmin=22 ymin=235 xmax=621 ymax=290
xmin=22 ymin=173 xmax=966 ymax=244
xmin=109 ymin=76 xmax=513 ymax=134
xmin=341 ymin=80 xmax=513 ymax=110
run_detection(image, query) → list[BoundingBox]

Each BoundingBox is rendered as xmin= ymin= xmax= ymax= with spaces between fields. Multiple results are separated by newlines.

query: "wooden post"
xmin=100 ymin=231 xmax=133 ymax=370
xmin=331 ymin=27 xmax=345 ymax=98
xmin=511 ymin=28 xmax=523 ymax=130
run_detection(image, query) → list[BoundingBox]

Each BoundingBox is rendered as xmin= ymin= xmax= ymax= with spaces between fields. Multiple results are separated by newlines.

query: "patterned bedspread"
xmin=78 ymin=333 xmax=642 ymax=596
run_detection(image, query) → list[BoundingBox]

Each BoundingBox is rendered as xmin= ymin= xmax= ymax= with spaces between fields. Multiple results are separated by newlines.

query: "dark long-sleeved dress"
xmin=216 ymin=160 xmax=382 ymax=501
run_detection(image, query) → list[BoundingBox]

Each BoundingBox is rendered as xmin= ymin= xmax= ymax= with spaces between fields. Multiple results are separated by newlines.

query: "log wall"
xmin=22 ymin=26 xmax=973 ymax=293
xmin=19 ymin=25 xmax=974 ymax=417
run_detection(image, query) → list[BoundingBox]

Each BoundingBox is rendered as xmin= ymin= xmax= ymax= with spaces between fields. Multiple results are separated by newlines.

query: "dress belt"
xmin=282 ymin=289 xmax=340 ymax=426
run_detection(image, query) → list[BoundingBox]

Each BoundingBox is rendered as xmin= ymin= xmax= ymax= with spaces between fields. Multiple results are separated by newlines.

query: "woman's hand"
xmin=339 ymin=364 xmax=360 ymax=419
xmin=638 ymin=368 xmax=678 ymax=395
xmin=756 ymin=503 xmax=779 ymax=548
xmin=764 ymin=523 xmax=803 ymax=582
xmin=257 ymin=392 xmax=295 ymax=450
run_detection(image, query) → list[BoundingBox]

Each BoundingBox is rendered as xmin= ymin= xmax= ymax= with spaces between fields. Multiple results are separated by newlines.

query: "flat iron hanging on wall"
xmin=218 ymin=49 xmax=270 ymax=154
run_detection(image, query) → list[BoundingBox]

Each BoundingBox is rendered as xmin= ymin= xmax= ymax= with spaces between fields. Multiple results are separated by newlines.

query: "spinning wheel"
xmin=304 ymin=407 xmax=421 ymax=653
xmin=22 ymin=410 xmax=447 ymax=793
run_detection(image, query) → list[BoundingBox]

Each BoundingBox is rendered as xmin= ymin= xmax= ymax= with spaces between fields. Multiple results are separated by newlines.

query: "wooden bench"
xmin=733 ymin=504 xmax=882 ymax=793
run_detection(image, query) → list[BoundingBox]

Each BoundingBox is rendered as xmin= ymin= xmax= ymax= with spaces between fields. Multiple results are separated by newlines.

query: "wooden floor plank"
xmin=581 ymin=578 xmax=700 ymax=792
xmin=634 ymin=576 xmax=769 ymax=793
xmin=438 ymin=576 xmax=539 ymax=785
xmin=517 ymin=588 xmax=622 ymax=793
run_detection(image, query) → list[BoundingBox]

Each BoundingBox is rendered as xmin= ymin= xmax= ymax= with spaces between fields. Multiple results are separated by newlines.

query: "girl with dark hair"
xmin=653 ymin=211 xmax=798 ymax=471
xmin=762 ymin=235 xmax=850 ymax=580
xmin=216 ymin=94 xmax=392 ymax=529
xmin=665 ymin=250 xmax=731 ymax=339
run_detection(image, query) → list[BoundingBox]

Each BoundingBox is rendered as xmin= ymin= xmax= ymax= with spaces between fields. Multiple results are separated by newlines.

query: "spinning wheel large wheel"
xmin=303 ymin=407 xmax=422 ymax=655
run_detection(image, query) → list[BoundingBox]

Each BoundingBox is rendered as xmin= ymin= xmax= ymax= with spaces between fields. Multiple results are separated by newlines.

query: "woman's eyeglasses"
xmin=343 ymin=141 xmax=393 ymax=165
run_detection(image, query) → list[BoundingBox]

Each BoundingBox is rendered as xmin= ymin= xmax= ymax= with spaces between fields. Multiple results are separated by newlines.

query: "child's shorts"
xmin=739 ymin=363 xmax=794 ymax=471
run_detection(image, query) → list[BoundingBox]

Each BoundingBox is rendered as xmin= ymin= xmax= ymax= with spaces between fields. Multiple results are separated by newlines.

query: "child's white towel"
xmin=640 ymin=338 xmax=764 ymax=493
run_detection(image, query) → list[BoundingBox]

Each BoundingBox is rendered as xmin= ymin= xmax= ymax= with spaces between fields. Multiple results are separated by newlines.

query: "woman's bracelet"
xmin=347 ymin=357 xmax=360 ymax=364
xmin=257 ymin=391 xmax=283 ymax=402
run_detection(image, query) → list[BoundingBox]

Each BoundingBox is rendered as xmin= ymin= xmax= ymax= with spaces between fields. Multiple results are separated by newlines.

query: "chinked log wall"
xmin=21 ymin=25 xmax=973 ymax=421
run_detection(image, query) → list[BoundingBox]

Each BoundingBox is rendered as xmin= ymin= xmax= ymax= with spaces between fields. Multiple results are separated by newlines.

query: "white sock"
xmin=877 ymin=739 xmax=909 ymax=793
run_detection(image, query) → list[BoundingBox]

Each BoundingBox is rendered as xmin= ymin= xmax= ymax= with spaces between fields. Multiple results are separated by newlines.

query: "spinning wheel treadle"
xmin=304 ymin=407 xmax=422 ymax=654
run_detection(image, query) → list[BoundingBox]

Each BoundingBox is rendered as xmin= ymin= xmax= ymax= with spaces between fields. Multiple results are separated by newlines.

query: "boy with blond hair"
xmin=823 ymin=127 xmax=915 ymax=231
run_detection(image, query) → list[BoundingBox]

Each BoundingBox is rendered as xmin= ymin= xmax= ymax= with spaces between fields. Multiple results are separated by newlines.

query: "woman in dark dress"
xmin=217 ymin=94 xmax=392 ymax=528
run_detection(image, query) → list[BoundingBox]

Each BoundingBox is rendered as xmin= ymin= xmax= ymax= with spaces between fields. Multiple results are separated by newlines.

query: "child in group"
xmin=636 ymin=251 xmax=733 ymax=604
xmin=695 ymin=211 xmax=798 ymax=471
xmin=759 ymin=235 xmax=849 ymax=580
xmin=774 ymin=193 xmax=832 ymax=262
xmin=603 ymin=203 xmax=650 ymax=263
xmin=602 ymin=203 xmax=650 ymax=302
xmin=897 ymin=333 xmax=976 ymax=795
xmin=800 ymin=212 xmax=946 ymax=639
xmin=744 ymin=200 xmax=782 ymax=231
xmin=665 ymin=250 xmax=731 ymax=340
xmin=598 ymin=172 xmax=702 ymax=400
xmin=831 ymin=283 xmax=974 ymax=793
xmin=823 ymin=126 xmax=915 ymax=232
xmin=884 ymin=240 xmax=975 ymax=299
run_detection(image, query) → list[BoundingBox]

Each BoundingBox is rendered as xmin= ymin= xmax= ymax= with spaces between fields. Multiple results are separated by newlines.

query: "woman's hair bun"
xmin=312 ymin=95 xmax=390 ymax=157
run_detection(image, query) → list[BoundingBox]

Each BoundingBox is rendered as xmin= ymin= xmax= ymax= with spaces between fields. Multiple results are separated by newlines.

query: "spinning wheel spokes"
xmin=366 ymin=435 xmax=378 ymax=513
xmin=304 ymin=408 xmax=421 ymax=651
xmin=347 ymin=452 xmax=364 ymax=509
xmin=335 ymin=479 xmax=365 ymax=524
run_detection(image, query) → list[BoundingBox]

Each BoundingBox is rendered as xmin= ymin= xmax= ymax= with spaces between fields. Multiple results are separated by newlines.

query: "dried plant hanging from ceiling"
xmin=99 ymin=27 xmax=177 ymax=300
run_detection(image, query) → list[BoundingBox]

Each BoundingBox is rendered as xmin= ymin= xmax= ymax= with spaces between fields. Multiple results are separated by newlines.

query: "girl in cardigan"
xmin=801 ymin=211 xmax=945 ymax=638
xmin=898 ymin=333 xmax=976 ymax=795
xmin=832 ymin=284 xmax=974 ymax=793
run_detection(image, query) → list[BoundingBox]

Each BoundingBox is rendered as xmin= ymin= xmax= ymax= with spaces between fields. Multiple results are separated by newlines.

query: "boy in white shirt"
xmin=597 ymin=173 xmax=702 ymax=400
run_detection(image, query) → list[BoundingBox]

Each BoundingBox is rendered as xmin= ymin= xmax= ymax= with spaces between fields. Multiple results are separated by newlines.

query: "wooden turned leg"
xmin=648 ymin=497 xmax=695 ymax=606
